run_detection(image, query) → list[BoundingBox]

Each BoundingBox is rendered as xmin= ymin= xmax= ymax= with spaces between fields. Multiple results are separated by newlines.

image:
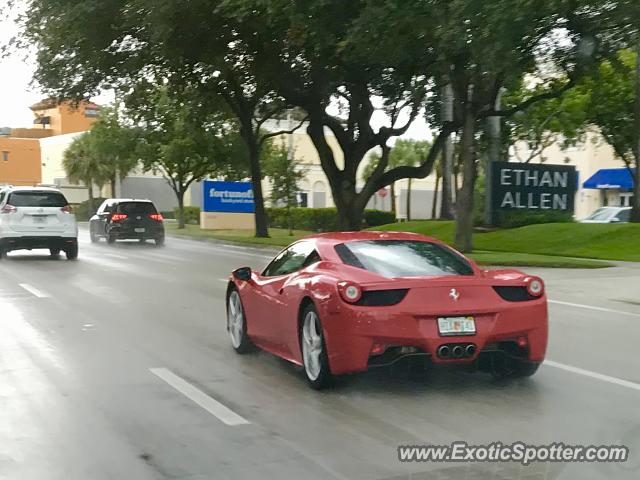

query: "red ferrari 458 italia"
xmin=226 ymin=231 xmax=548 ymax=389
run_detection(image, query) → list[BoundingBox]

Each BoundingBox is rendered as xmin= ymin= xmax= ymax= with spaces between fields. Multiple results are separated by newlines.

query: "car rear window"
xmin=116 ymin=202 xmax=157 ymax=214
xmin=335 ymin=240 xmax=474 ymax=278
xmin=8 ymin=191 xmax=68 ymax=207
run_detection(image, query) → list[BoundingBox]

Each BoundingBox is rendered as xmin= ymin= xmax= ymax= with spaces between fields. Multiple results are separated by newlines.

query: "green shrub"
xmin=266 ymin=207 xmax=396 ymax=231
xmin=494 ymin=210 xmax=574 ymax=228
xmin=74 ymin=197 xmax=108 ymax=221
xmin=175 ymin=206 xmax=201 ymax=224
xmin=364 ymin=209 xmax=396 ymax=227
xmin=160 ymin=210 xmax=175 ymax=220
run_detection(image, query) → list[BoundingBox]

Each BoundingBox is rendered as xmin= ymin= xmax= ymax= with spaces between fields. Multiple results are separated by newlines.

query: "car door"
xmin=247 ymin=241 xmax=317 ymax=351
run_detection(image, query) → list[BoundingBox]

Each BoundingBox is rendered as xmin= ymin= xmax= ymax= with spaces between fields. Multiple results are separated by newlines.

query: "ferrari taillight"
xmin=338 ymin=281 xmax=362 ymax=303
xmin=526 ymin=277 xmax=544 ymax=297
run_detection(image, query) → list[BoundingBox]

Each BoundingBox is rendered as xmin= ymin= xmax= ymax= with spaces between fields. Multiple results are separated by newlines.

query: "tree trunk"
xmin=431 ymin=171 xmax=441 ymax=219
xmin=110 ymin=176 xmax=116 ymax=197
xmin=440 ymin=83 xmax=455 ymax=219
xmin=176 ymin=188 xmax=186 ymax=229
xmin=632 ymin=38 xmax=640 ymax=222
xmin=484 ymin=90 xmax=503 ymax=226
xmin=390 ymin=183 xmax=397 ymax=216
xmin=406 ymin=178 xmax=412 ymax=221
xmin=87 ymin=183 xmax=95 ymax=216
xmin=454 ymin=109 xmax=477 ymax=253
xmin=245 ymin=137 xmax=269 ymax=238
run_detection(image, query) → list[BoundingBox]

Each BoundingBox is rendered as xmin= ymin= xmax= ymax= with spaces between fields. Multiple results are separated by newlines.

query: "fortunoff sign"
xmin=203 ymin=181 xmax=255 ymax=213
xmin=489 ymin=162 xmax=577 ymax=220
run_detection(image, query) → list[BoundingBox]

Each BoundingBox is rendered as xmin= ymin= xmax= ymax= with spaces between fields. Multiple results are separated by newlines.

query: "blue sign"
xmin=203 ymin=181 xmax=255 ymax=213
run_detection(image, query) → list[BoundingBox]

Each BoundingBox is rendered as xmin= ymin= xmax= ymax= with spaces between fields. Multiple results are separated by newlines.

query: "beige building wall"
xmin=262 ymin=119 xmax=440 ymax=218
xmin=511 ymin=130 xmax=625 ymax=219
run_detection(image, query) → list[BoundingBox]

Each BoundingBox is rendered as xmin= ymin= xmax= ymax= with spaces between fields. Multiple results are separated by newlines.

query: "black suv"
xmin=89 ymin=199 xmax=165 ymax=246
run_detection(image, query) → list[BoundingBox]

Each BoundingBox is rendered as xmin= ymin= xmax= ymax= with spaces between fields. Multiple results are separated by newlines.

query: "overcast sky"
xmin=0 ymin=10 xmax=429 ymax=139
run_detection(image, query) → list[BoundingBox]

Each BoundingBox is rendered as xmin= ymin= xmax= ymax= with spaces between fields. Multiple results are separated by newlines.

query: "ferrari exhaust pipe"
xmin=465 ymin=344 xmax=476 ymax=357
xmin=437 ymin=345 xmax=450 ymax=358
xmin=452 ymin=345 xmax=464 ymax=358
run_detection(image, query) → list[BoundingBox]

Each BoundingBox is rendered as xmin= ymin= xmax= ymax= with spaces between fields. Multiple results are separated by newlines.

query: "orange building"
xmin=0 ymin=100 xmax=100 ymax=187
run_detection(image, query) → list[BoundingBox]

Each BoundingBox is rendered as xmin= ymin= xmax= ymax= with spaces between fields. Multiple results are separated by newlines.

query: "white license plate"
xmin=438 ymin=316 xmax=476 ymax=336
xmin=33 ymin=216 xmax=46 ymax=224
xmin=134 ymin=228 xmax=146 ymax=233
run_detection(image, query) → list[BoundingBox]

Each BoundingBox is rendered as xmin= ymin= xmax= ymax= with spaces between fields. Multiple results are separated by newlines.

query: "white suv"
xmin=0 ymin=186 xmax=78 ymax=259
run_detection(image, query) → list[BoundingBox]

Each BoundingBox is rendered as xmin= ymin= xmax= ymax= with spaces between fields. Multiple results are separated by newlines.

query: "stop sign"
xmin=377 ymin=188 xmax=388 ymax=198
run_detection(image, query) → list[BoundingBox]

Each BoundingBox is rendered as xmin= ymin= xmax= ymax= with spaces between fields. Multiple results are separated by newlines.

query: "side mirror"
xmin=232 ymin=267 xmax=252 ymax=282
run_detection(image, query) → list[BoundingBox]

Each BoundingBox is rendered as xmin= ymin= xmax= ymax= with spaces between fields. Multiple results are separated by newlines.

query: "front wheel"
xmin=89 ymin=227 xmax=99 ymax=243
xmin=300 ymin=303 xmax=333 ymax=389
xmin=227 ymin=289 xmax=254 ymax=353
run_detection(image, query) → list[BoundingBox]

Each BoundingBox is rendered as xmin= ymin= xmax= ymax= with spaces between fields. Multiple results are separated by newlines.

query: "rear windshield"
xmin=116 ymin=202 xmax=157 ymax=214
xmin=8 ymin=191 xmax=68 ymax=207
xmin=335 ymin=240 xmax=474 ymax=278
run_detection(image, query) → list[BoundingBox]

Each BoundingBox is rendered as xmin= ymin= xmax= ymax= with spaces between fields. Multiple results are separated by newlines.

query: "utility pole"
xmin=439 ymin=82 xmax=455 ymax=219
xmin=484 ymin=88 xmax=504 ymax=226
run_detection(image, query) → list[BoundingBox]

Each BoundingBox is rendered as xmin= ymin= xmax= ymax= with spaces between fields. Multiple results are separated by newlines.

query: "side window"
xmin=263 ymin=242 xmax=316 ymax=277
xmin=616 ymin=210 xmax=630 ymax=223
xmin=97 ymin=201 xmax=109 ymax=213
xmin=0 ymin=191 xmax=5 ymax=204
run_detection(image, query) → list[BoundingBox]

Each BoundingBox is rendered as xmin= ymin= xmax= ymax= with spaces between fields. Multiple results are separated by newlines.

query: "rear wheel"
xmin=107 ymin=233 xmax=116 ymax=245
xmin=155 ymin=235 xmax=165 ymax=247
xmin=227 ymin=289 xmax=254 ymax=353
xmin=65 ymin=245 xmax=78 ymax=260
xmin=0 ymin=247 xmax=6 ymax=259
xmin=513 ymin=361 xmax=540 ymax=378
xmin=300 ymin=303 xmax=333 ymax=389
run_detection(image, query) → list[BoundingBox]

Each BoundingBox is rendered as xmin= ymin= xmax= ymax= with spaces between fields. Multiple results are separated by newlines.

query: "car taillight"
xmin=60 ymin=205 xmax=73 ymax=214
xmin=149 ymin=213 xmax=163 ymax=221
xmin=1 ymin=204 xmax=17 ymax=214
xmin=526 ymin=277 xmax=544 ymax=297
xmin=111 ymin=213 xmax=128 ymax=222
xmin=338 ymin=281 xmax=362 ymax=303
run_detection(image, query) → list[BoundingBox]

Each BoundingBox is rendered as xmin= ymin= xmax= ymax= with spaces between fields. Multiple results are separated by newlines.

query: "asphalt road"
xmin=1 ymin=227 xmax=639 ymax=480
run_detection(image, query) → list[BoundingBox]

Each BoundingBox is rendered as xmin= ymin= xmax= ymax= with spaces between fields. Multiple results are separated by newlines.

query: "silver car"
xmin=580 ymin=206 xmax=631 ymax=224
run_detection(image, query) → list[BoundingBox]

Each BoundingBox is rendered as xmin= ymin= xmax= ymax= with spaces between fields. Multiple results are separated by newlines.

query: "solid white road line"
xmin=103 ymin=253 xmax=128 ymax=260
xmin=18 ymin=283 xmax=50 ymax=298
xmin=549 ymin=299 xmax=640 ymax=318
xmin=545 ymin=360 xmax=640 ymax=393
xmin=150 ymin=368 xmax=250 ymax=426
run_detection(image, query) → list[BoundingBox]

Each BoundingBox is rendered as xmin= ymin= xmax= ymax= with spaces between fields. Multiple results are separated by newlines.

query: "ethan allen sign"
xmin=490 ymin=162 xmax=578 ymax=216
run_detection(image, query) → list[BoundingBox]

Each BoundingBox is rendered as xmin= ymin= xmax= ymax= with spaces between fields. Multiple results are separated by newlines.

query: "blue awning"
xmin=583 ymin=168 xmax=636 ymax=189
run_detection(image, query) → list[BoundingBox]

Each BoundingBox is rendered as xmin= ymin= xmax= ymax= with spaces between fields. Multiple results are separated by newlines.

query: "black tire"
xmin=513 ymin=361 xmax=540 ymax=378
xmin=300 ymin=303 xmax=333 ymax=389
xmin=0 ymin=247 xmax=6 ymax=260
xmin=154 ymin=235 xmax=165 ymax=247
xmin=107 ymin=233 xmax=116 ymax=245
xmin=49 ymin=248 xmax=60 ymax=257
xmin=65 ymin=245 xmax=78 ymax=260
xmin=227 ymin=288 xmax=255 ymax=354
xmin=89 ymin=228 xmax=99 ymax=243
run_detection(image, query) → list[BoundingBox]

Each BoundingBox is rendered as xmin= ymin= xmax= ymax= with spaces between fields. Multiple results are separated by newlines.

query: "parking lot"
xmin=1 ymin=228 xmax=639 ymax=480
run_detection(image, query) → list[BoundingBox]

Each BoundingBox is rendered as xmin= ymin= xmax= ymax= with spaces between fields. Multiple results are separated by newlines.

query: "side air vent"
xmin=493 ymin=286 xmax=537 ymax=302
xmin=355 ymin=289 xmax=409 ymax=306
